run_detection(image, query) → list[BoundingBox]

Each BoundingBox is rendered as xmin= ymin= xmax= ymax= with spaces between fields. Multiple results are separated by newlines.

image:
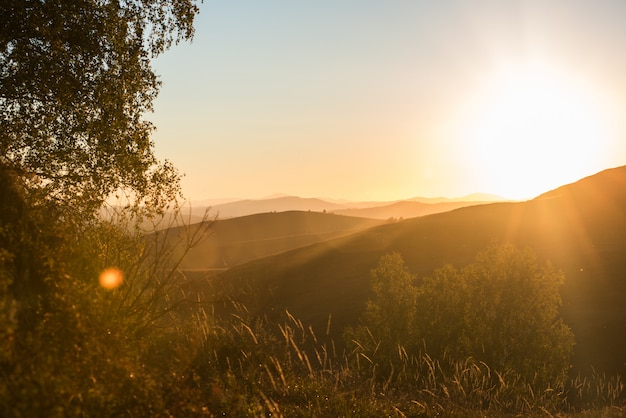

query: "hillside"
xmin=407 ymin=192 xmax=510 ymax=203
xmin=334 ymin=199 xmax=495 ymax=219
xmin=182 ymin=194 xmax=506 ymax=220
xmin=212 ymin=166 xmax=626 ymax=376
xmin=165 ymin=210 xmax=384 ymax=270
xmin=206 ymin=196 xmax=348 ymax=218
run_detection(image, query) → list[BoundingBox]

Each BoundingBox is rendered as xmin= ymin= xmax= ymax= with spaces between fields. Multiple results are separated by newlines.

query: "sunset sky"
xmin=150 ymin=0 xmax=626 ymax=202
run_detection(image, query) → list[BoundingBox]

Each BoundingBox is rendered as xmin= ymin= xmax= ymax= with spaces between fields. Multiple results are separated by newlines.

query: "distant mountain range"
xmin=188 ymin=193 xmax=510 ymax=220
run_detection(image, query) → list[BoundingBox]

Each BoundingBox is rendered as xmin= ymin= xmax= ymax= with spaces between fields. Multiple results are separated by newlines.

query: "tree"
xmin=345 ymin=253 xmax=419 ymax=370
xmin=0 ymin=0 xmax=199 ymax=213
xmin=349 ymin=244 xmax=574 ymax=386
xmin=0 ymin=165 xmax=215 ymax=415
xmin=0 ymin=0 xmax=202 ymax=365
xmin=417 ymin=244 xmax=574 ymax=384
xmin=0 ymin=3 xmax=214 ymax=414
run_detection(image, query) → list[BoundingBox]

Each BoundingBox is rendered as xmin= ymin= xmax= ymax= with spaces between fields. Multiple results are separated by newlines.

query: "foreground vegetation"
xmin=195 ymin=307 xmax=624 ymax=417
xmin=1 ymin=193 xmax=623 ymax=415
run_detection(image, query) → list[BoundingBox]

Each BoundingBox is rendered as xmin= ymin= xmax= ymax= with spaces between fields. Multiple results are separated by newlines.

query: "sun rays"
xmin=457 ymin=61 xmax=617 ymax=199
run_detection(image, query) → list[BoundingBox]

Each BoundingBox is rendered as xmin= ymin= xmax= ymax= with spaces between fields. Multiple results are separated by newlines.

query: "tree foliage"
xmin=0 ymin=2 xmax=212 ymax=414
xmin=349 ymin=244 xmax=575 ymax=385
xmin=418 ymin=244 xmax=575 ymax=383
xmin=0 ymin=0 xmax=199 ymax=212
xmin=0 ymin=167 xmax=214 ymax=415
xmin=345 ymin=253 xmax=418 ymax=368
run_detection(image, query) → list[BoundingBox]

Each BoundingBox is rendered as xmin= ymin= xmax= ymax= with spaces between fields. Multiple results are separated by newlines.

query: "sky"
xmin=149 ymin=0 xmax=626 ymax=202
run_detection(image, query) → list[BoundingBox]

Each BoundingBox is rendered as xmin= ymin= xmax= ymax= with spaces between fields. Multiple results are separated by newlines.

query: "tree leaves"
xmin=0 ymin=0 xmax=199 ymax=214
xmin=349 ymin=244 xmax=575 ymax=386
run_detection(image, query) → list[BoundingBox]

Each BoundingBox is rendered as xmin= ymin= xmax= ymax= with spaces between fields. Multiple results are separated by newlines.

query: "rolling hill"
xmin=183 ymin=194 xmax=506 ymax=220
xmin=334 ymin=199 xmax=497 ymax=219
xmin=164 ymin=210 xmax=384 ymax=270
xmin=206 ymin=196 xmax=347 ymax=218
xmin=210 ymin=166 xmax=626 ymax=376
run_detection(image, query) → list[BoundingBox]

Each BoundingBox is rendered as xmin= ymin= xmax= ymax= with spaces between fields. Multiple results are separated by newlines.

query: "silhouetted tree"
xmin=345 ymin=252 xmax=419 ymax=371
xmin=348 ymin=244 xmax=574 ymax=386
xmin=0 ymin=2 xmax=211 ymax=414
xmin=1 ymin=0 xmax=199 ymax=213
xmin=416 ymin=244 xmax=574 ymax=384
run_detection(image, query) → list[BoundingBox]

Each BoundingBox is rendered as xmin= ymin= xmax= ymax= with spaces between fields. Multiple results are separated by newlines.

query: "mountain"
xmin=334 ymin=200 xmax=494 ymax=220
xmin=204 ymin=196 xmax=347 ymax=218
xmin=164 ymin=210 xmax=384 ymax=270
xmin=188 ymin=194 xmax=505 ymax=220
xmin=407 ymin=193 xmax=511 ymax=203
xmin=210 ymin=166 xmax=626 ymax=376
xmin=190 ymin=197 xmax=245 ymax=206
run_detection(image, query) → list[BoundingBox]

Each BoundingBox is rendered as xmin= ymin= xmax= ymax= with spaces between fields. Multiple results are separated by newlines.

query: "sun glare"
xmin=462 ymin=63 xmax=615 ymax=199
xmin=99 ymin=267 xmax=124 ymax=290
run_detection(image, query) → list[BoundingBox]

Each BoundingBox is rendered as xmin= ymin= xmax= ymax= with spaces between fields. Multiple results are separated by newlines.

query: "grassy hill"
xmin=204 ymin=196 xmax=348 ymax=218
xmin=182 ymin=194 xmax=506 ymax=220
xmin=334 ymin=199 xmax=497 ymax=219
xmin=165 ymin=210 xmax=384 ymax=270
xmin=212 ymin=166 xmax=626 ymax=377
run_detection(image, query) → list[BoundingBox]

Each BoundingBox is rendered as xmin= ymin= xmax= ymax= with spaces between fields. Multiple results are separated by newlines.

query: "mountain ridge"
xmin=189 ymin=194 xmax=508 ymax=219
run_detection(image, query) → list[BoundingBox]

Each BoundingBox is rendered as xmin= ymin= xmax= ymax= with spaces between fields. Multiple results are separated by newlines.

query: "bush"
xmin=348 ymin=244 xmax=575 ymax=387
xmin=344 ymin=252 xmax=419 ymax=371
xmin=0 ymin=169 xmax=213 ymax=416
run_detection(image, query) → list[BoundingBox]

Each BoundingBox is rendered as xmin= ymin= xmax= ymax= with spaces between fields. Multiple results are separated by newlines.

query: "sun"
xmin=462 ymin=63 xmax=615 ymax=199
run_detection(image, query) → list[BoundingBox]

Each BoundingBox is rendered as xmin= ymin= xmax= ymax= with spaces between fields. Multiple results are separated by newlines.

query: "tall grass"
xmin=186 ymin=304 xmax=624 ymax=417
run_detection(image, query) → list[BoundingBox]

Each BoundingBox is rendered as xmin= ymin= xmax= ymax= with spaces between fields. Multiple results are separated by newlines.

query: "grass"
xmin=184 ymin=303 xmax=624 ymax=417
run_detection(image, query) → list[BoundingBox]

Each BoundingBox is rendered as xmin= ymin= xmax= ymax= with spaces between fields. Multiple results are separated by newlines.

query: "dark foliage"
xmin=0 ymin=0 xmax=198 ymax=212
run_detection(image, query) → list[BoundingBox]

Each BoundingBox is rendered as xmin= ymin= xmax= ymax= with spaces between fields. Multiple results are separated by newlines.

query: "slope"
xmin=214 ymin=166 xmax=626 ymax=376
xmin=166 ymin=210 xmax=384 ymax=270
xmin=205 ymin=196 xmax=347 ymax=218
xmin=185 ymin=194 xmax=505 ymax=220
xmin=334 ymin=200 xmax=495 ymax=220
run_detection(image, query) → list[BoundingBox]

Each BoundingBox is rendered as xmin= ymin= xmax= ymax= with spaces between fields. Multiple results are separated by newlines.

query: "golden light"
xmin=460 ymin=63 xmax=616 ymax=199
xmin=99 ymin=267 xmax=124 ymax=289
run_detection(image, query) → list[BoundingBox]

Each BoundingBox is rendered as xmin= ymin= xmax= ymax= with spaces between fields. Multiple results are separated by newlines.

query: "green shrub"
xmin=0 ymin=170 xmax=212 ymax=416
xmin=347 ymin=244 xmax=575 ymax=388
xmin=344 ymin=252 xmax=419 ymax=373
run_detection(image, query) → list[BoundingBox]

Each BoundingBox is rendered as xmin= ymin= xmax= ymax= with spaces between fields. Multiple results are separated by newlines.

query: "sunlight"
xmin=462 ymin=63 xmax=615 ymax=199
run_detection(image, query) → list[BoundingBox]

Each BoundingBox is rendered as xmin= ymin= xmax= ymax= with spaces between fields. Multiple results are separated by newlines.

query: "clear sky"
xmin=149 ymin=0 xmax=626 ymax=202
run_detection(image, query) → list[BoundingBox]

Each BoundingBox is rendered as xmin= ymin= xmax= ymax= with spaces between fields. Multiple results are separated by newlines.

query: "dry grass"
xmin=186 ymin=304 xmax=624 ymax=417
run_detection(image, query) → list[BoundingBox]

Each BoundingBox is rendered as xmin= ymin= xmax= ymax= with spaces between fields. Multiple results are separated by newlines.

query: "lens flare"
xmin=99 ymin=267 xmax=124 ymax=289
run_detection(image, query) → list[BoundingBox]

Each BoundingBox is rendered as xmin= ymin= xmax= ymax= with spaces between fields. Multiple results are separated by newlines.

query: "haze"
xmin=150 ymin=1 xmax=626 ymax=202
